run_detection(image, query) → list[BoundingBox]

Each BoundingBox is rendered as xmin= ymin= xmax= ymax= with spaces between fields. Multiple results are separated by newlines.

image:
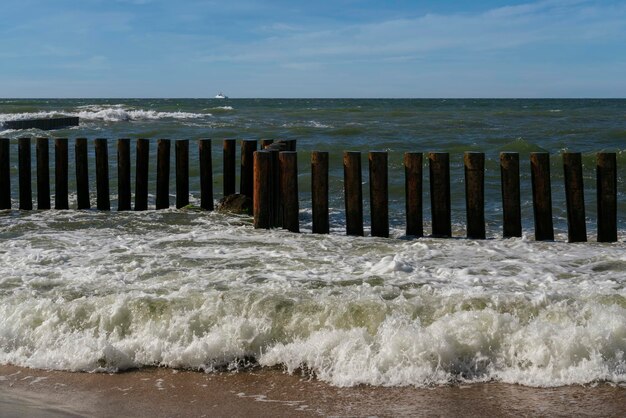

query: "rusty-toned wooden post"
xmin=311 ymin=151 xmax=329 ymax=234
xmin=176 ymin=140 xmax=189 ymax=209
xmin=75 ymin=138 xmax=90 ymax=209
xmin=344 ymin=151 xmax=363 ymax=236
xmin=404 ymin=152 xmax=423 ymax=237
xmin=54 ymin=138 xmax=69 ymax=210
xmin=253 ymin=150 xmax=271 ymax=229
xmin=95 ymin=138 xmax=110 ymax=211
xmin=429 ymin=152 xmax=451 ymax=237
xmin=269 ymin=149 xmax=281 ymax=227
xmin=156 ymin=139 xmax=171 ymax=210
xmin=280 ymin=151 xmax=299 ymax=233
xmin=464 ymin=152 xmax=485 ymax=239
xmin=597 ymin=152 xmax=617 ymax=242
xmin=18 ymin=137 xmax=32 ymax=210
xmin=117 ymin=138 xmax=131 ymax=211
xmin=369 ymin=151 xmax=389 ymax=238
xmin=135 ymin=138 xmax=149 ymax=211
xmin=36 ymin=137 xmax=50 ymax=210
xmin=500 ymin=152 xmax=521 ymax=238
xmin=223 ymin=139 xmax=236 ymax=197
xmin=199 ymin=139 xmax=214 ymax=211
xmin=530 ymin=152 xmax=554 ymax=241
xmin=563 ymin=152 xmax=586 ymax=243
xmin=240 ymin=139 xmax=257 ymax=199
xmin=0 ymin=138 xmax=10 ymax=209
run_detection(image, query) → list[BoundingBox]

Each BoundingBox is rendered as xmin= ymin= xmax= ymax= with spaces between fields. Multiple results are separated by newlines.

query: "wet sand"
xmin=1 ymin=364 xmax=625 ymax=417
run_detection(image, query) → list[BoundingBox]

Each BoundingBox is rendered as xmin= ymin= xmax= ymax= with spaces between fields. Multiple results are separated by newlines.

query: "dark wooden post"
xmin=117 ymin=138 xmax=131 ymax=211
xmin=429 ymin=152 xmax=451 ymax=237
xmin=464 ymin=152 xmax=485 ymax=239
xmin=344 ymin=151 xmax=363 ymax=236
xmin=54 ymin=138 xmax=69 ymax=210
xmin=253 ymin=150 xmax=271 ymax=229
xmin=223 ymin=139 xmax=236 ymax=197
xmin=75 ymin=138 xmax=90 ymax=210
xmin=270 ymin=149 xmax=281 ymax=227
xmin=369 ymin=151 xmax=389 ymax=238
xmin=261 ymin=139 xmax=273 ymax=149
xmin=530 ymin=152 xmax=554 ymax=241
xmin=284 ymin=140 xmax=297 ymax=151
xmin=0 ymin=138 xmax=10 ymax=209
xmin=563 ymin=152 xmax=587 ymax=243
xmin=279 ymin=151 xmax=299 ymax=233
xmin=404 ymin=152 xmax=423 ymax=237
xmin=134 ymin=138 xmax=149 ymax=211
xmin=240 ymin=139 xmax=257 ymax=199
xmin=36 ymin=137 xmax=50 ymax=210
xmin=156 ymin=139 xmax=171 ymax=210
xmin=500 ymin=152 xmax=521 ymax=238
xmin=176 ymin=140 xmax=189 ymax=209
xmin=597 ymin=152 xmax=617 ymax=242
xmin=18 ymin=137 xmax=32 ymax=210
xmin=95 ymin=138 xmax=110 ymax=211
xmin=199 ymin=139 xmax=214 ymax=211
xmin=311 ymin=151 xmax=329 ymax=234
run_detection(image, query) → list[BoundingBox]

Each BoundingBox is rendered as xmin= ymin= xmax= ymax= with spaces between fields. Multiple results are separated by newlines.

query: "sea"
xmin=0 ymin=98 xmax=625 ymax=388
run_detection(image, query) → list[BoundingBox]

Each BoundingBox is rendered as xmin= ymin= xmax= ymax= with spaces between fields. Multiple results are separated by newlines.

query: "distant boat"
xmin=215 ymin=92 xmax=228 ymax=99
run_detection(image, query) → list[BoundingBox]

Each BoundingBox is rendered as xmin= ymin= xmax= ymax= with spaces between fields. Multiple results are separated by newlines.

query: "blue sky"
xmin=1 ymin=0 xmax=625 ymax=98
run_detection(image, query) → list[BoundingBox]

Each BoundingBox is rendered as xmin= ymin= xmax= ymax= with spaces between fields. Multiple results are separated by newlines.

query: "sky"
xmin=1 ymin=0 xmax=625 ymax=98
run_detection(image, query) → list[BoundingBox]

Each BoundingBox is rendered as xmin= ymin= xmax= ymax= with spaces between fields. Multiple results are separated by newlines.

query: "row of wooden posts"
xmin=0 ymin=137 xmax=619 ymax=243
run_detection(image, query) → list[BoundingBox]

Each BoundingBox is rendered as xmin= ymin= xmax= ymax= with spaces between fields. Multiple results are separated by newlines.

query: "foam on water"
xmin=0 ymin=210 xmax=624 ymax=387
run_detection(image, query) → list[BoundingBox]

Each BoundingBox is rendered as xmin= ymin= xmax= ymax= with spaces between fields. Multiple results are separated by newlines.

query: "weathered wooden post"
xmin=240 ymin=139 xmax=257 ymax=199
xmin=464 ymin=152 xmax=485 ymax=239
xmin=156 ymin=139 xmax=171 ymax=210
xmin=95 ymin=138 xmax=110 ymax=211
xmin=530 ymin=152 xmax=554 ymax=241
xmin=563 ymin=152 xmax=587 ymax=242
xmin=176 ymin=140 xmax=189 ymax=209
xmin=344 ymin=151 xmax=363 ymax=236
xmin=369 ymin=151 xmax=389 ymax=238
xmin=253 ymin=150 xmax=271 ymax=229
xmin=261 ymin=139 xmax=273 ymax=149
xmin=311 ymin=151 xmax=329 ymax=234
xmin=18 ymin=137 xmax=32 ymax=210
xmin=36 ymin=137 xmax=50 ymax=210
xmin=500 ymin=152 xmax=522 ymax=238
xmin=0 ymin=138 xmax=10 ymax=209
xmin=597 ymin=152 xmax=617 ymax=242
xmin=54 ymin=138 xmax=69 ymax=210
xmin=117 ymin=138 xmax=131 ymax=211
xmin=199 ymin=139 xmax=214 ymax=211
xmin=429 ymin=152 xmax=451 ymax=237
xmin=75 ymin=138 xmax=90 ymax=209
xmin=223 ymin=139 xmax=236 ymax=197
xmin=404 ymin=152 xmax=423 ymax=237
xmin=135 ymin=138 xmax=149 ymax=211
xmin=284 ymin=140 xmax=297 ymax=152
xmin=270 ymin=149 xmax=281 ymax=227
xmin=280 ymin=151 xmax=299 ymax=233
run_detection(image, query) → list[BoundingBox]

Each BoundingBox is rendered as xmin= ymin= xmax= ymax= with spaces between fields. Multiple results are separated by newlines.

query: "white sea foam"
xmin=0 ymin=211 xmax=624 ymax=387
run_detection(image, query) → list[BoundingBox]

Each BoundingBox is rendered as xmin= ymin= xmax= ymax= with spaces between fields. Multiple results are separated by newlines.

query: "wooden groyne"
xmin=0 ymin=137 xmax=621 ymax=243
xmin=3 ymin=117 xmax=79 ymax=131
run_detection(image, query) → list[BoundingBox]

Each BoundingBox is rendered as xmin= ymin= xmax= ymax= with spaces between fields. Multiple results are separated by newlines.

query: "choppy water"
xmin=0 ymin=99 xmax=625 ymax=387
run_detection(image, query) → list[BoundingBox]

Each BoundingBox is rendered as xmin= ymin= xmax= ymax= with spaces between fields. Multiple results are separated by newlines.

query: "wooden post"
xmin=156 ymin=139 xmax=171 ymax=210
xmin=176 ymin=140 xmax=189 ymax=209
xmin=95 ymin=138 xmax=110 ymax=211
xmin=597 ymin=152 xmax=617 ymax=242
xmin=464 ymin=152 xmax=485 ymax=239
xmin=0 ymin=138 xmax=10 ymax=209
xmin=344 ymin=151 xmax=363 ymax=236
xmin=563 ymin=152 xmax=587 ymax=243
xmin=36 ymin=137 xmax=50 ymax=210
xmin=240 ymin=139 xmax=257 ymax=199
xmin=284 ymin=140 xmax=297 ymax=151
xmin=18 ymin=137 xmax=32 ymax=210
xmin=134 ymin=138 xmax=149 ymax=211
xmin=404 ymin=152 xmax=423 ymax=237
xmin=429 ymin=152 xmax=451 ymax=237
xmin=75 ymin=138 xmax=90 ymax=210
xmin=261 ymin=139 xmax=273 ymax=149
xmin=253 ymin=150 xmax=271 ymax=229
xmin=500 ymin=152 xmax=522 ymax=238
xmin=54 ymin=138 xmax=69 ymax=210
xmin=530 ymin=152 xmax=554 ymax=241
xmin=269 ymin=149 xmax=281 ymax=227
xmin=311 ymin=151 xmax=329 ymax=234
xmin=369 ymin=151 xmax=389 ymax=238
xmin=117 ymin=138 xmax=131 ymax=211
xmin=199 ymin=139 xmax=214 ymax=211
xmin=280 ymin=151 xmax=299 ymax=233
xmin=223 ymin=139 xmax=236 ymax=197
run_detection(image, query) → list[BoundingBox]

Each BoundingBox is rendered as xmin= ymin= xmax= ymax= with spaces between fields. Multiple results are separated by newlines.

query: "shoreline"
xmin=1 ymin=364 xmax=625 ymax=417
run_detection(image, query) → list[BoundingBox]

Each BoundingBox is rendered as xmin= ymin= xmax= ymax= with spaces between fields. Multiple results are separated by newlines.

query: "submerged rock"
xmin=217 ymin=194 xmax=252 ymax=214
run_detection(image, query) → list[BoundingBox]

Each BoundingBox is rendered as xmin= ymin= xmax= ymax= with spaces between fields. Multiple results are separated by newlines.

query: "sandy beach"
xmin=0 ymin=364 xmax=624 ymax=417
